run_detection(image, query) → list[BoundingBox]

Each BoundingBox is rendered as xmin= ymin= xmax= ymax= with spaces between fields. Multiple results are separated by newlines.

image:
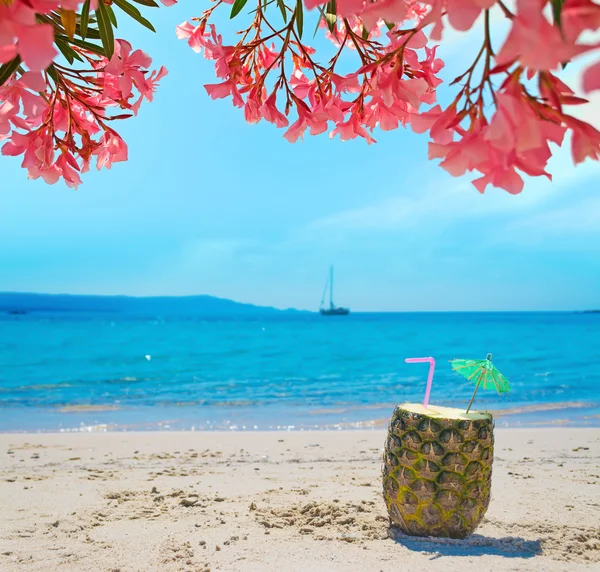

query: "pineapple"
xmin=382 ymin=402 xmax=494 ymax=539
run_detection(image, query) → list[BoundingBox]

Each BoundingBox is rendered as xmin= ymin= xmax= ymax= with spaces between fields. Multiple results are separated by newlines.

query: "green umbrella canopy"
xmin=450 ymin=353 xmax=510 ymax=413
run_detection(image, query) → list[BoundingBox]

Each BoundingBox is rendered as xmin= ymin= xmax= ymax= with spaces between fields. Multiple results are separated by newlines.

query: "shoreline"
xmin=1 ymin=428 xmax=599 ymax=571
xmin=1 ymin=400 xmax=599 ymax=433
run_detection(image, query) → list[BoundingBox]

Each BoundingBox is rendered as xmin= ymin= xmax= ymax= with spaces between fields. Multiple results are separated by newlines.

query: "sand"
xmin=1 ymin=428 xmax=599 ymax=571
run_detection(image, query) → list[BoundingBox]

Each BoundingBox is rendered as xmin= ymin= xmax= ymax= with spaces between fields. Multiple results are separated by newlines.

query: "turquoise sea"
xmin=1 ymin=311 xmax=599 ymax=432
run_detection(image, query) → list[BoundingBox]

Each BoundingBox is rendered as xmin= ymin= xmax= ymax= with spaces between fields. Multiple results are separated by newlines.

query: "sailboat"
xmin=319 ymin=266 xmax=350 ymax=316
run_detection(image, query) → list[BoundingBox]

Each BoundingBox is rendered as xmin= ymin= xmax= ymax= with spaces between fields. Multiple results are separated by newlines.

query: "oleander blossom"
xmin=0 ymin=0 xmax=174 ymax=187
xmin=1 ymin=0 xmax=599 ymax=193
xmin=178 ymin=0 xmax=600 ymax=194
xmin=1 ymin=39 xmax=167 ymax=188
xmin=0 ymin=0 xmax=176 ymax=188
xmin=177 ymin=15 xmax=445 ymax=148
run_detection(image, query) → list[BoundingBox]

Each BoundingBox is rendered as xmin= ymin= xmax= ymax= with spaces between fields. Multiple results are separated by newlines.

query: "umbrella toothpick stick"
xmin=466 ymin=371 xmax=484 ymax=414
xmin=405 ymin=357 xmax=436 ymax=409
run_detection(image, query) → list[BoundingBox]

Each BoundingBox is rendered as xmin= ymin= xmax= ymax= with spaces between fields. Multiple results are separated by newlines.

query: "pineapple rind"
xmin=383 ymin=404 xmax=494 ymax=539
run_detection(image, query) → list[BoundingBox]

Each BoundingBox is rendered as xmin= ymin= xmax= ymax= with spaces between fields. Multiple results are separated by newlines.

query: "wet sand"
xmin=1 ymin=429 xmax=599 ymax=571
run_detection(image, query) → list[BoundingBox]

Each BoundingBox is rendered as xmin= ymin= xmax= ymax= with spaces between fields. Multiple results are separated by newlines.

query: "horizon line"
xmin=0 ymin=292 xmax=596 ymax=314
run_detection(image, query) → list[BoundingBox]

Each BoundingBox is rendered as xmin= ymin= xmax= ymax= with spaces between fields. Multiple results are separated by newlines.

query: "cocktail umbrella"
xmin=450 ymin=353 xmax=510 ymax=413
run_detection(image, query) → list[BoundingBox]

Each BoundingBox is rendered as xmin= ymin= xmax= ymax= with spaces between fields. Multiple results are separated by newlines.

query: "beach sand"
xmin=1 ymin=428 xmax=599 ymax=571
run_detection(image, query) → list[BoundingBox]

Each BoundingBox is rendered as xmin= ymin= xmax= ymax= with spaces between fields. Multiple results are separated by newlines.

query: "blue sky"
xmin=0 ymin=4 xmax=599 ymax=311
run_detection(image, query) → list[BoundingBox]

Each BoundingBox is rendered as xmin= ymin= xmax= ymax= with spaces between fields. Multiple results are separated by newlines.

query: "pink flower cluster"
xmin=413 ymin=73 xmax=600 ymax=194
xmin=178 ymin=13 xmax=444 ymax=147
xmin=417 ymin=0 xmax=600 ymax=192
xmin=1 ymin=39 xmax=167 ymax=188
xmin=1 ymin=0 xmax=174 ymax=187
xmin=2 ymin=0 xmax=599 ymax=193
xmin=182 ymin=0 xmax=600 ymax=194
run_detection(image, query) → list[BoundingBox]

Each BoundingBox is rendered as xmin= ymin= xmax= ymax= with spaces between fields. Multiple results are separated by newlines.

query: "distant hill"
xmin=0 ymin=292 xmax=303 ymax=316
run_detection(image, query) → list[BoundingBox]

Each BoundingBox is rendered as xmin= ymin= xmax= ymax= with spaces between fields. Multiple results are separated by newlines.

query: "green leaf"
xmin=55 ymin=38 xmax=84 ymax=64
xmin=384 ymin=20 xmax=394 ymax=31
xmin=313 ymin=4 xmax=326 ymax=38
xmin=105 ymin=4 xmax=118 ymax=28
xmin=0 ymin=56 xmax=21 ymax=87
xmin=276 ymin=0 xmax=287 ymax=22
xmin=59 ymin=35 xmax=106 ymax=56
xmin=113 ymin=0 xmax=156 ymax=32
xmin=81 ymin=0 xmax=90 ymax=40
xmin=47 ymin=65 xmax=60 ymax=84
xmin=95 ymin=2 xmax=115 ymax=59
xmin=249 ymin=0 xmax=276 ymax=14
xmin=551 ymin=0 xmax=565 ymax=29
xmin=76 ymin=21 xmax=101 ymax=40
xmin=361 ymin=25 xmax=369 ymax=40
xmin=325 ymin=0 xmax=336 ymax=33
xmin=230 ymin=0 xmax=249 ymax=18
xmin=130 ymin=0 xmax=159 ymax=6
xmin=295 ymin=0 xmax=303 ymax=38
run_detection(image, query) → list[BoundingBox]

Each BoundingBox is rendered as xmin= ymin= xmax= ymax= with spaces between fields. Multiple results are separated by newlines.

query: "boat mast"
xmin=330 ymin=265 xmax=334 ymax=309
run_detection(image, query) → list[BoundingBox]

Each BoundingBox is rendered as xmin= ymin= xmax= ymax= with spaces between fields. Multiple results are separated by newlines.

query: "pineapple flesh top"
xmin=383 ymin=403 xmax=494 ymax=539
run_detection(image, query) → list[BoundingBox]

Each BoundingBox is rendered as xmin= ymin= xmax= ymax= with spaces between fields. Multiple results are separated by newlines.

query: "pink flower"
xmin=104 ymin=40 xmax=152 ymax=99
xmin=445 ymin=0 xmax=496 ymax=32
xmin=539 ymin=71 xmax=588 ymax=110
xmin=418 ymin=0 xmax=495 ymax=40
xmin=205 ymin=80 xmax=244 ymax=107
xmin=94 ymin=132 xmax=128 ymax=170
xmin=419 ymin=46 xmax=445 ymax=88
xmin=2 ymin=127 xmax=57 ymax=183
xmin=496 ymin=0 xmax=593 ymax=71
xmin=320 ymin=96 xmax=348 ymax=124
xmin=330 ymin=113 xmax=376 ymax=144
xmin=365 ymin=97 xmax=401 ymax=131
xmin=289 ymin=69 xmax=316 ymax=101
xmin=0 ymin=3 xmax=57 ymax=71
xmin=329 ymin=73 xmax=360 ymax=94
xmin=0 ymin=101 xmax=17 ymax=135
xmin=564 ymin=115 xmax=600 ymax=163
xmin=560 ymin=0 xmax=600 ymax=43
xmin=244 ymin=87 xmax=264 ymax=124
xmin=472 ymin=168 xmax=524 ymax=195
xmin=582 ymin=60 xmax=600 ymax=93
xmin=1 ymin=130 xmax=29 ymax=157
xmin=176 ymin=21 xmax=207 ymax=53
xmin=139 ymin=66 xmax=168 ymax=102
xmin=485 ymin=92 xmax=545 ymax=154
xmin=56 ymin=153 xmax=82 ymax=189
xmin=258 ymin=44 xmax=279 ymax=69
xmin=260 ymin=92 xmax=289 ymax=128
xmin=284 ymin=103 xmax=329 ymax=142
xmin=359 ymin=0 xmax=408 ymax=32
xmin=304 ymin=0 xmax=362 ymax=13
xmin=27 ymin=163 xmax=62 ymax=185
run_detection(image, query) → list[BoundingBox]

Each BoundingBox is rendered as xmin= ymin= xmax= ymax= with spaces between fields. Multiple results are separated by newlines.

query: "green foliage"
xmin=96 ymin=1 xmax=116 ymax=59
xmin=277 ymin=0 xmax=287 ymax=22
xmin=551 ymin=0 xmax=566 ymax=30
xmin=295 ymin=0 xmax=304 ymax=38
xmin=0 ymin=57 xmax=22 ymax=86
xmin=113 ymin=0 xmax=156 ymax=32
xmin=230 ymin=0 xmax=249 ymax=19
xmin=80 ymin=0 xmax=91 ymax=40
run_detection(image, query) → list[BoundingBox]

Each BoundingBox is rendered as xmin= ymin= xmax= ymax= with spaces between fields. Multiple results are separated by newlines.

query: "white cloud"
xmin=297 ymin=136 xmax=598 ymax=256
xmin=509 ymin=197 xmax=600 ymax=234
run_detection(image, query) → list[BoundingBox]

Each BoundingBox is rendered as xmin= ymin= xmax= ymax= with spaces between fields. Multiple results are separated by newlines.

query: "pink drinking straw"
xmin=405 ymin=357 xmax=436 ymax=409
